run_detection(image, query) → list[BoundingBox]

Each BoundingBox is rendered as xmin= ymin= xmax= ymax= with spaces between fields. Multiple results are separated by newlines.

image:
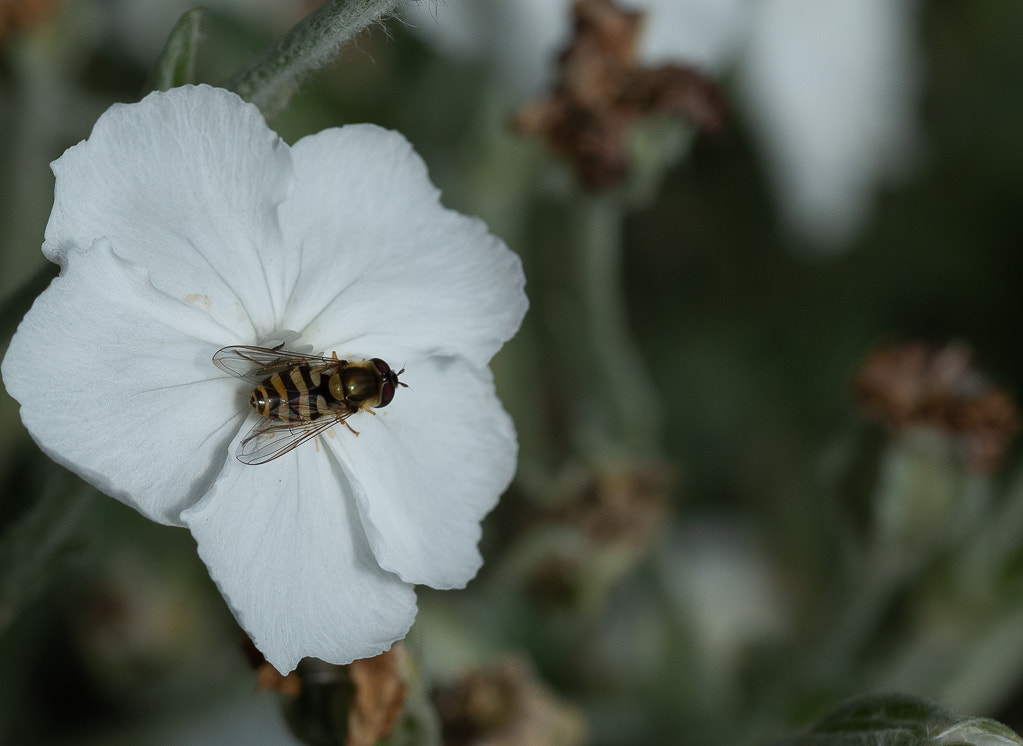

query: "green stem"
xmin=225 ymin=0 xmax=400 ymax=116
xmin=571 ymin=192 xmax=661 ymax=457
xmin=810 ymin=547 xmax=912 ymax=683
xmin=0 ymin=466 xmax=94 ymax=635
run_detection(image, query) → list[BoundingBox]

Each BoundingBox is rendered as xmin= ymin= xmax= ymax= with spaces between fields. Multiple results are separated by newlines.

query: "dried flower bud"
xmin=567 ymin=460 xmax=673 ymax=544
xmin=241 ymin=636 xmax=303 ymax=697
xmin=505 ymin=460 xmax=674 ymax=608
xmin=515 ymin=0 xmax=727 ymax=189
xmin=0 ymin=0 xmax=57 ymax=44
xmin=348 ymin=644 xmax=408 ymax=746
xmin=253 ymin=646 xmax=409 ymax=745
xmin=852 ymin=340 xmax=1019 ymax=471
xmin=434 ymin=657 xmax=587 ymax=746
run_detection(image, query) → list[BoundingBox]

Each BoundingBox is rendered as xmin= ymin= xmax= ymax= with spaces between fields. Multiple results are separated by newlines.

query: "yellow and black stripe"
xmin=250 ymin=365 xmax=333 ymax=423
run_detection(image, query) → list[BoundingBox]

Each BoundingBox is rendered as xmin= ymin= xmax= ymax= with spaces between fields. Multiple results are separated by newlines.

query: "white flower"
xmin=405 ymin=0 xmax=920 ymax=247
xmin=1 ymin=84 xmax=527 ymax=673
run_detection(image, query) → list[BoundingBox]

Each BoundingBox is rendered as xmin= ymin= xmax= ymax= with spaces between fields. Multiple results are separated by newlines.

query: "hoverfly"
xmin=213 ymin=345 xmax=405 ymax=465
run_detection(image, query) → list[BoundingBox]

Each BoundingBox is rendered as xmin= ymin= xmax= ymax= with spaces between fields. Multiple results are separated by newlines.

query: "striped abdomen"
xmin=251 ymin=364 xmax=338 ymax=423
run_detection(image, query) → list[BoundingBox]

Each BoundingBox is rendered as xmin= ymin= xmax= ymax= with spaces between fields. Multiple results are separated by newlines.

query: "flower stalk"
xmin=0 ymin=463 xmax=93 ymax=636
xmin=570 ymin=191 xmax=661 ymax=457
xmin=225 ymin=0 xmax=400 ymax=115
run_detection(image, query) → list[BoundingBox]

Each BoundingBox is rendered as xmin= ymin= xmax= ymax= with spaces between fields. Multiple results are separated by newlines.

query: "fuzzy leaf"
xmin=773 ymin=694 xmax=1023 ymax=746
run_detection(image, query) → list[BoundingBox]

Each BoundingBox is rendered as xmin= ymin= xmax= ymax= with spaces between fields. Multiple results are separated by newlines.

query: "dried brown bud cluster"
xmin=242 ymin=635 xmax=304 ymax=697
xmin=515 ymin=0 xmax=727 ymax=189
xmin=434 ymin=657 xmax=587 ymax=746
xmin=346 ymin=645 xmax=408 ymax=746
xmin=0 ymin=0 xmax=56 ymax=44
xmin=852 ymin=340 xmax=1020 ymax=471
xmin=567 ymin=460 xmax=673 ymax=544
xmin=244 ymin=639 xmax=408 ymax=745
xmin=511 ymin=460 xmax=674 ymax=608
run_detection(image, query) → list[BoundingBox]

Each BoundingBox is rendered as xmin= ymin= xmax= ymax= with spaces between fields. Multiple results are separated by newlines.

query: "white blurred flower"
xmin=1 ymin=84 xmax=527 ymax=673
xmin=405 ymin=0 xmax=920 ymax=247
xmin=735 ymin=0 xmax=920 ymax=246
xmin=661 ymin=522 xmax=787 ymax=673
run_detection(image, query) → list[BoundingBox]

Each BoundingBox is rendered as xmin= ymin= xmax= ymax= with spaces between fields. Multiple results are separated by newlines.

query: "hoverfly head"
xmin=371 ymin=358 xmax=407 ymax=408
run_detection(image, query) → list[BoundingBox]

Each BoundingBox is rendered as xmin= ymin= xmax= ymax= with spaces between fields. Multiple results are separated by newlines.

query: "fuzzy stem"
xmin=571 ymin=192 xmax=661 ymax=456
xmin=0 ymin=468 xmax=93 ymax=635
xmin=225 ymin=0 xmax=400 ymax=115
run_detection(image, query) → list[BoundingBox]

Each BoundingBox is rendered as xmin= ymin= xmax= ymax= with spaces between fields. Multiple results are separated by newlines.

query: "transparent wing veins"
xmin=236 ymin=411 xmax=354 ymax=465
xmin=213 ymin=345 xmax=338 ymax=384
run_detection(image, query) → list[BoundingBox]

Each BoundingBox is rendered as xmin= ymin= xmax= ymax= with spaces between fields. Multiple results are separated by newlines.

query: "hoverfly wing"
xmin=236 ymin=417 xmax=335 ymax=465
xmin=214 ymin=345 xmax=335 ymax=384
xmin=235 ymin=412 xmax=350 ymax=465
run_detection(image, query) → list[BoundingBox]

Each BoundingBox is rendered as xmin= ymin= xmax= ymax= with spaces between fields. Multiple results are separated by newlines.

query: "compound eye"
xmin=378 ymin=381 xmax=395 ymax=408
xmin=370 ymin=358 xmax=391 ymax=376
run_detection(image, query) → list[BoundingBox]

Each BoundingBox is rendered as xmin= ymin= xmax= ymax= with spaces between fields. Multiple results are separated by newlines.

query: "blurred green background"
xmin=2 ymin=1 xmax=1023 ymax=744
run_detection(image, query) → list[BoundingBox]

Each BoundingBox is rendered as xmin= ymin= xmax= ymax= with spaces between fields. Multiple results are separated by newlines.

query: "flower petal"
xmin=1 ymin=238 xmax=244 ymax=525
xmin=277 ymin=125 xmax=527 ymax=368
xmin=181 ymin=433 xmax=418 ymax=674
xmin=326 ymin=357 xmax=517 ymax=589
xmin=44 ymin=84 xmax=296 ymax=337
